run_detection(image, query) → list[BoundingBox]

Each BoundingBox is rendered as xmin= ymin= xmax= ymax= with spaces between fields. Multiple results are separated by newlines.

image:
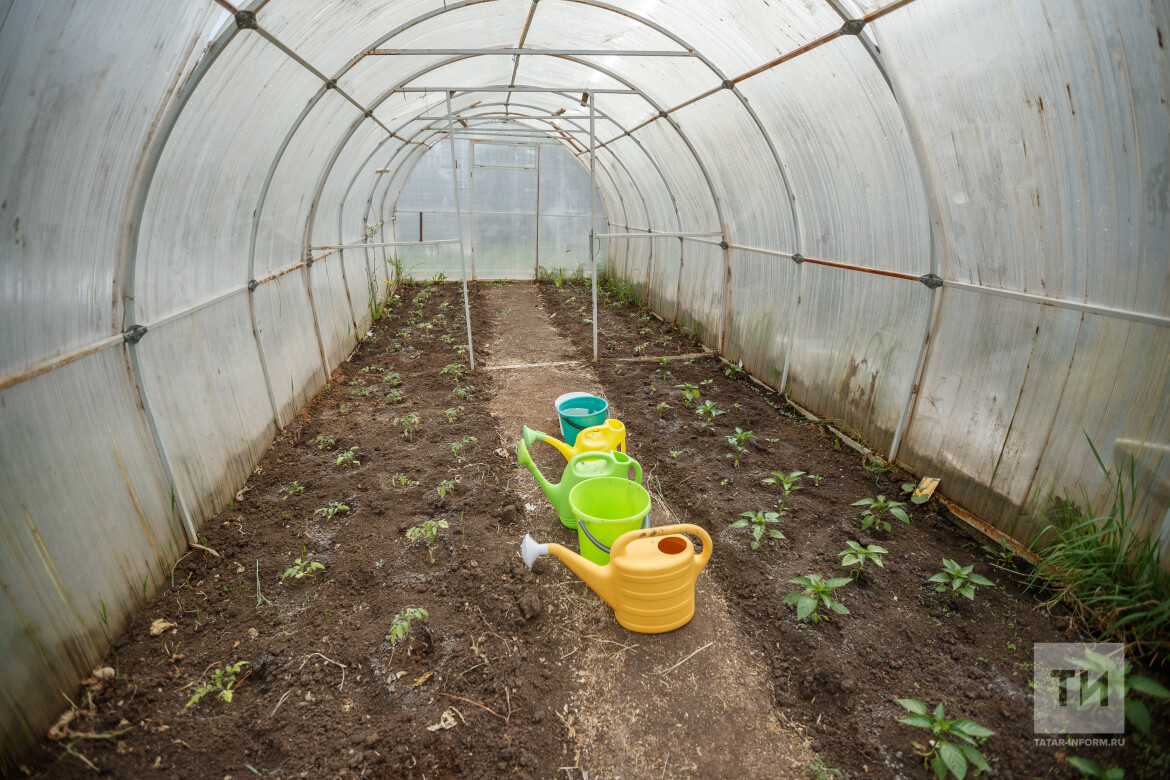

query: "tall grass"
xmin=1027 ymin=435 xmax=1169 ymax=664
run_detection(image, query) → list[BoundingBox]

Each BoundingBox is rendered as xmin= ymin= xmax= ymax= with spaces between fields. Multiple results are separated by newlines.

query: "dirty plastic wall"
xmin=1 ymin=0 xmax=1168 ymax=760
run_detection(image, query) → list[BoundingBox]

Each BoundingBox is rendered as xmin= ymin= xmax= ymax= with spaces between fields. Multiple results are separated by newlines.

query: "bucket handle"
xmin=578 ymin=515 xmax=651 ymax=554
xmin=608 ymin=524 xmax=712 ymax=572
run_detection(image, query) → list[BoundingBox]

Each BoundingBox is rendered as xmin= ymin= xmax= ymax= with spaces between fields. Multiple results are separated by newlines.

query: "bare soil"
xmin=18 ymin=280 xmax=1168 ymax=779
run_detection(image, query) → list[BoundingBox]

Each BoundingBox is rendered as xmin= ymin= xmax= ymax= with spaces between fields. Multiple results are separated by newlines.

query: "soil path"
xmin=480 ymin=283 xmax=811 ymax=778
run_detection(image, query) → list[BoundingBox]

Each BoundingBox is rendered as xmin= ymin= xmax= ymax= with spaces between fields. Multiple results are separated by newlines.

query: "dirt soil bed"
xmin=21 ymin=280 xmax=1168 ymax=779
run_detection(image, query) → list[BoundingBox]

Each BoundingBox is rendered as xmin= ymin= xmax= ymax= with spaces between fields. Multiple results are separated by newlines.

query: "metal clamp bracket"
xmin=918 ymin=273 xmax=944 ymax=289
xmin=658 ymin=110 xmax=669 ymax=119
xmin=235 ymin=10 xmax=258 ymax=29
xmin=719 ymin=240 xmax=729 ymax=250
xmin=792 ymin=253 xmax=804 ymax=264
xmin=722 ymin=79 xmax=735 ymax=90
xmin=841 ymin=19 xmax=865 ymax=35
xmin=325 ymin=79 xmax=337 ymax=90
xmin=123 ymin=324 xmax=148 ymax=344
xmin=248 ymin=279 xmax=259 ymax=292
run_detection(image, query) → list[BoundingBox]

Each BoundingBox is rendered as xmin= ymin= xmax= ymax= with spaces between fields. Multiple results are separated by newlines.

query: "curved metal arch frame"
xmin=361 ymin=98 xmax=682 ymax=284
xmin=299 ymin=53 xmax=731 ymax=320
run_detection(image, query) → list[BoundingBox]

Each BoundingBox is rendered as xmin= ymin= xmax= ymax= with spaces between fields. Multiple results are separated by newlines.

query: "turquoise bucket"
xmin=555 ymin=393 xmax=608 ymax=446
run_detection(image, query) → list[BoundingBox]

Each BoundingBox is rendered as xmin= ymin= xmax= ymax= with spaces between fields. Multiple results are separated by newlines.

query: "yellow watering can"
xmin=521 ymin=523 xmax=713 ymax=634
xmin=522 ymin=419 xmax=626 ymax=461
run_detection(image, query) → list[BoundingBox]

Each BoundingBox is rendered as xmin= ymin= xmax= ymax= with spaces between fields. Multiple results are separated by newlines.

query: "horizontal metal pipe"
xmin=0 ymin=334 xmax=125 ymax=393
xmin=800 ymin=255 xmax=921 ymax=281
xmin=941 ymin=279 xmax=1170 ymax=328
xmin=394 ymin=86 xmax=638 ymax=93
xmin=595 ymin=231 xmax=722 ymax=238
xmin=311 ymin=239 xmax=461 ymax=250
xmin=418 ymin=114 xmax=592 ymax=120
xmin=726 ymin=243 xmax=793 ymax=259
xmin=368 ymin=48 xmax=692 ymax=56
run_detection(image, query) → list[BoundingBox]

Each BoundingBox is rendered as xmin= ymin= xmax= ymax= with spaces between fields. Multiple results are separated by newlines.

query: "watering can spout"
xmin=516 ymin=441 xmax=553 ymax=493
xmin=519 ymin=535 xmax=616 ymax=607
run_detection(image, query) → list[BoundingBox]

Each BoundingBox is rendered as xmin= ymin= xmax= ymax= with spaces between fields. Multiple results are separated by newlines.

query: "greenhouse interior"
xmin=1 ymin=0 xmax=1168 ymax=777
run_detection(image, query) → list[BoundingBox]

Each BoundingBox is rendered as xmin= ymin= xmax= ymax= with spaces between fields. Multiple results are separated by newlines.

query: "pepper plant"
xmin=928 ymin=559 xmax=994 ymax=600
xmin=762 ymin=470 xmax=805 ymax=515
xmin=724 ymin=428 xmax=756 ymax=468
xmin=695 ymin=400 xmax=725 ymax=434
xmin=896 ymin=699 xmax=994 ymax=780
xmin=852 ymin=495 xmax=910 ymax=533
xmin=784 ymin=573 xmax=851 ymax=623
xmin=731 ymin=510 xmax=784 ymax=550
xmin=838 ymin=541 xmax=887 ymax=578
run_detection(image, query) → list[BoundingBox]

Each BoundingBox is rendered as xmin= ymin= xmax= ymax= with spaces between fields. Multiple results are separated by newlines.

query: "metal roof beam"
xmin=368 ymin=48 xmax=692 ymax=56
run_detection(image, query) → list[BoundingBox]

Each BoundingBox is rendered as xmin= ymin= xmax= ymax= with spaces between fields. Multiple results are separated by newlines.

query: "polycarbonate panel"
xmin=254 ymin=91 xmax=363 ymax=277
xmin=737 ymin=36 xmax=929 ymax=272
xmin=541 ymin=144 xmax=598 ymax=215
xmin=630 ymin=121 xmax=720 ymax=231
xmin=472 ymin=213 xmax=537 ymax=277
xmin=539 ymin=215 xmax=599 ymax=273
xmin=0 ymin=347 xmax=182 ymax=756
xmin=473 ymin=166 xmax=538 ymax=215
xmin=0 ymin=0 xmax=228 ymax=375
xmin=137 ymin=298 xmax=275 ymax=520
xmin=139 ymin=34 xmax=323 ymax=323
xmin=253 ymin=273 xmax=327 ymax=424
xmin=675 ymin=242 xmax=723 ymax=344
xmin=673 ymin=91 xmax=795 ymax=251
xmin=396 ymin=139 xmax=469 ymax=212
xmin=338 ymin=54 xmax=450 ymax=106
xmin=873 ymin=0 xmax=1168 ymax=314
xmin=627 ymin=0 xmax=844 ymax=77
xmin=788 ymin=269 xmax=928 ymax=451
xmin=724 ymin=250 xmax=799 ymax=383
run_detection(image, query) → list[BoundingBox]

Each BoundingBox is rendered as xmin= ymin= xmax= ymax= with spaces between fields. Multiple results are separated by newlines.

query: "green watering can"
xmin=517 ymin=440 xmax=642 ymax=529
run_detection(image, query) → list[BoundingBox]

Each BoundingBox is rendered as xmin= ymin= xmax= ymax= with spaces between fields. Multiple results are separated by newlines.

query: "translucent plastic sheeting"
xmin=338 ymin=54 xmax=449 ymax=107
xmin=253 ymin=274 xmax=327 ymax=425
xmin=787 ymin=268 xmax=927 ymax=452
xmin=900 ymin=290 xmax=1170 ymax=548
xmin=139 ymin=33 xmax=324 ymax=323
xmin=512 ymin=53 xmax=717 ymax=113
xmin=0 ymin=1 xmax=228 ymax=375
xmin=873 ymin=0 xmax=1169 ymax=313
xmin=724 ymin=250 xmax=800 ymax=383
xmin=672 ymin=91 xmax=796 ymax=251
xmin=624 ymin=125 xmax=718 ymax=233
xmin=137 ymin=298 xmax=275 ymax=519
xmin=675 ymin=241 xmax=724 ymax=345
xmin=0 ymin=348 xmax=183 ymax=756
xmin=735 ymin=36 xmax=930 ymax=272
xmin=647 ymin=236 xmax=683 ymax=320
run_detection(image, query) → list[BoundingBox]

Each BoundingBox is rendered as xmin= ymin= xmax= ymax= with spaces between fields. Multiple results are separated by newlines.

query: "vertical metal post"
xmin=446 ymin=91 xmax=475 ymax=370
xmin=468 ymin=140 xmax=477 ymax=280
xmin=589 ymin=91 xmax=598 ymax=360
xmin=534 ymin=143 xmax=542 ymax=279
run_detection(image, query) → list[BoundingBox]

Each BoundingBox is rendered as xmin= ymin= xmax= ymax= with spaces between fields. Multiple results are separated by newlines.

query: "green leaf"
xmin=873 ymin=557 xmax=885 ymax=567
xmin=1128 ymin=675 xmax=1170 ymax=699
xmin=730 ymin=519 xmax=749 ymax=528
xmin=851 ymin=498 xmax=874 ymax=506
xmin=959 ymin=585 xmax=976 ymax=600
xmin=928 ymin=573 xmax=951 ymax=583
xmin=870 ymin=545 xmax=889 ymax=553
xmin=890 ymin=507 xmax=911 ymax=524
xmin=825 ymin=577 xmax=852 ymax=589
xmin=783 ymin=591 xmax=804 ymax=604
xmin=1102 ymin=769 xmax=1124 ymax=780
xmin=789 ymin=575 xmax=812 ymax=587
xmin=898 ymin=698 xmax=928 ymax=715
xmin=930 ymin=754 xmax=948 ymax=780
xmin=795 ymin=595 xmax=817 ymax=621
xmin=1125 ymin=697 xmax=1151 ymax=735
xmin=968 ymin=573 xmax=994 ymax=587
xmin=841 ymin=554 xmax=860 ymax=566
xmin=829 ymin=600 xmax=850 ymax=615
xmin=939 ymin=741 xmax=967 ymax=780
xmin=1065 ymin=757 xmax=1101 ymax=777
xmin=767 ymin=529 xmax=785 ymax=539
xmin=957 ymin=744 xmax=989 ymax=773
xmin=899 ymin=714 xmax=934 ymax=729
xmin=934 ymin=702 xmax=946 ymax=720
xmin=950 ymin=719 xmax=995 ymax=740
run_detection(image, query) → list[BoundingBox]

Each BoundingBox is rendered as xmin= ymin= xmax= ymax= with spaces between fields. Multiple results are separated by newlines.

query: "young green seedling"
xmin=381 ymin=372 xmax=402 ymax=386
xmin=806 ymin=756 xmax=843 ymax=780
xmin=896 ymin=699 xmax=994 ymax=780
xmin=695 ymin=400 xmax=725 ymax=434
xmin=336 ymin=447 xmax=360 ymax=468
xmin=279 ymin=481 xmax=304 ymax=499
xmin=313 ymin=500 xmax=349 ymax=520
xmin=444 ymin=406 xmax=463 ymax=424
xmin=383 ymin=389 xmax=406 ymax=404
xmin=406 ymin=519 xmax=449 ymax=564
xmin=852 ymin=495 xmax=910 ymax=533
xmin=839 ymin=541 xmax=887 ymax=578
xmin=655 ymin=401 xmax=671 ymax=419
xmin=312 ymin=434 xmax=335 ymax=450
xmin=394 ymin=412 xmax=420 ymax=440
xmin=901 ymin=481 xmax=931 ymax=504
xmin=451 ymin=385 xmax=476 ymax=401
xmin=731 ymin=511 xmax=784 ymax=550
xmin=388 ymin=607 xmax=428 ymax=646
xmin=675 ymin=383 xmax=700 ymax=408
xmin=928 ymin=559 xmax=994 ymax=600
xmin=449 ymin=436 xmax=477 ymax=462
xmin=440 ymin=362 xmax=466 ymax=381
xmin=784 ymin=573 xmax=851 ymax=623
xmin=808 ymin=474 xmax=823 ymax=486
xmin=1066 ymin=758 xmax=1124 ymax=780
xmin=390 ymin=473 xmax=419 ymax=488
xmin=436 ymin=478 xmax=459 ymax=501
xmin=185 ymin=661 xmax=248 ymax=708
xmin=724 ymin=427 xmax=756 ymax=468
xmin=338 ymin=403 xmax=352 ymax=415
xmin=761 ymin=470 xmax=805 ymax=515
xmin=281 ymin=557 xmax=324 ymax=581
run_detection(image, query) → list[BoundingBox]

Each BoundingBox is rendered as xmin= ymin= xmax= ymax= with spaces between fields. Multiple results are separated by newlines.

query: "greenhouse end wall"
xmin=1 ymin=0 xmax=1168 ymax=763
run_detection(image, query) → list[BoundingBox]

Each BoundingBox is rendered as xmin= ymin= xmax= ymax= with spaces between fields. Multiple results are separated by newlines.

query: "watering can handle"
xmin=568 ymin=451 xmax=642 ymax=483
xmin=608 ymin=523 xmax=712 ymax=572
xmin=577 ymin=514 xmax=651 ymax=554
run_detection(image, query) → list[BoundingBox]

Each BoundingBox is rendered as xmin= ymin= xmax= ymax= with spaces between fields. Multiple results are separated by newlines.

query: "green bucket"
xmin=568 ymin=477 xmax=651 ymax=565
